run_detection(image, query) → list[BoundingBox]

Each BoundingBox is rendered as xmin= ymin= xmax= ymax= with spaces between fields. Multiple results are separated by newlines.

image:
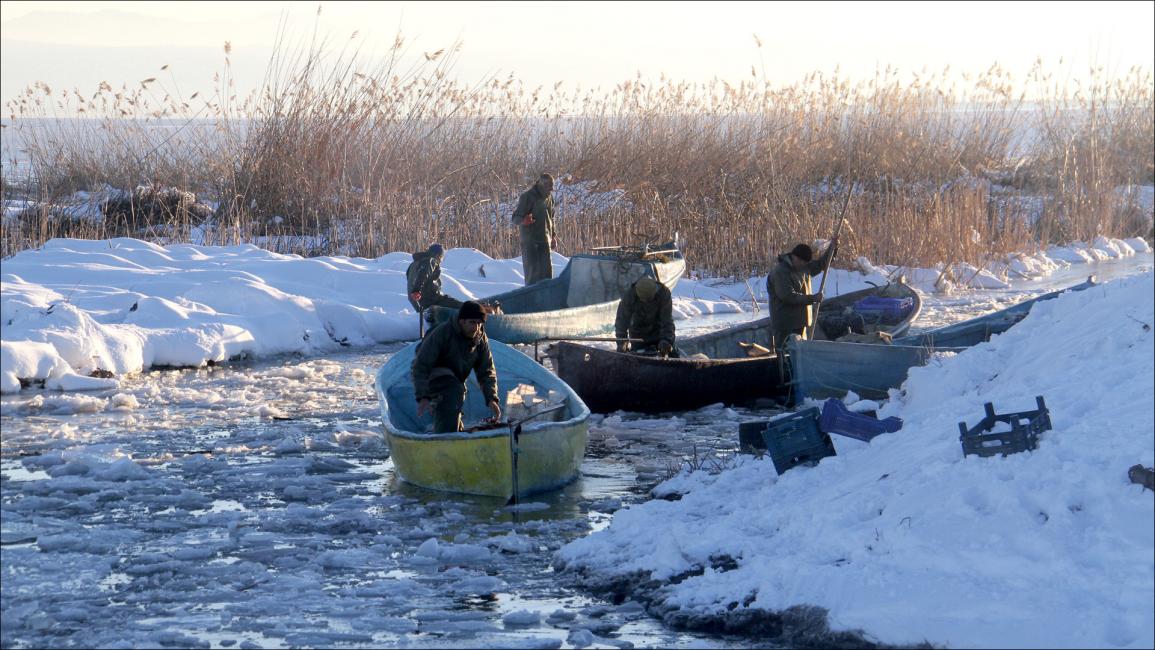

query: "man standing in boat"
xmin=767 ymin=237 xmax=839 ymax=353
xmin=412 ymin=301 xmax=502 ymax=433
xmin=511 ymin=173 xmax=556 ymax=285
xmin=615 ymin=276 xmax=677 ymax=358
xmin=406 ymin=243 xmax=463 ymax=314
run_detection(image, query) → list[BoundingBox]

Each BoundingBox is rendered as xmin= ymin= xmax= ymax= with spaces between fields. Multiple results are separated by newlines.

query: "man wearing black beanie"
xmin=767 ymin=236 xmax=839 ymax=353
xmin=411 ymin=301 xmax=502 ymax=433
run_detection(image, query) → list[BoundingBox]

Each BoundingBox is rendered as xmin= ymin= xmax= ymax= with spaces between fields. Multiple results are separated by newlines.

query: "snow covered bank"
xmin=554 ymin=271 xmax=1155 ymax=648
xmin=1 ymin=236 xmax=1149 ymax=394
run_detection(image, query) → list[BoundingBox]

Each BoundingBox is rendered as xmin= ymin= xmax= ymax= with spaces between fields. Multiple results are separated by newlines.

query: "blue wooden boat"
xmin=426 ymin=242 xmax=686 ymax=344
xmin=891 ymin=275 xmax=1097 ymax=347
xmin=788 ymin=338 xmax=966 ymax=401
xmin=789 ymin=276 xmax=1098 ymax=401
xmin=679 ymin=280 xmax=922 ymax=359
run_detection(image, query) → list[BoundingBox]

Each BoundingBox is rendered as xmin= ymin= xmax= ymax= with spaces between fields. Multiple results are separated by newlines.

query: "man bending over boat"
xmin=406 ymin=243 xmax=463 ymax=314
xmin=412 ymin=301 xmax=502 ymax=433
xmin=615 ymin=276 xmax=678 ymax=358
xmin=767 ymin=237 xmax=838 ymax=353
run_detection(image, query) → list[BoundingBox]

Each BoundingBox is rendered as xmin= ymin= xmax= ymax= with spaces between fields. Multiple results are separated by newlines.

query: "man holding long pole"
xmin=766 ymin=235 xmax=839 ymax=354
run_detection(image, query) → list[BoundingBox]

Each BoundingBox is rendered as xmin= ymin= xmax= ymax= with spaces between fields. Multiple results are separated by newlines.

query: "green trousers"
xmin=427 ymin=374 xmax=467 ymax=433
xmin=521 ymin=239 xmax=553 ymax=285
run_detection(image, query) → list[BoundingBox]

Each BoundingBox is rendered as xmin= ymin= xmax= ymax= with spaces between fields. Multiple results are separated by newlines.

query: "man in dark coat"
xmin=767 ymin=237 xmax=838 ymax=352
xmin=511 ymin=173 xmax=556 ymax=285
xmin=406 ymin=243 xmax=463 ymax=314
xmin=411 ymin=301 xmax=502 ymax=433
xmin=615 ymin=276 xmax=677 ymax=357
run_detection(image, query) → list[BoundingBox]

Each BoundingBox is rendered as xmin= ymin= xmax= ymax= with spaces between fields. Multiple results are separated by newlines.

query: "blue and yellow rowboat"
xmin=375 ymin=339 xmax=590 ymax=499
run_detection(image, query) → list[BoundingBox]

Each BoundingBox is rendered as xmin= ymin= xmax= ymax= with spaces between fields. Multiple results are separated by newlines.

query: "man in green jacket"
xmin=615 ymin=276 xmax=677 ymax=358
xmin=406 ymin=243 xmax=462 ymax=314
xmin=411 ymin=301 xmax=502 ymax=433
xmin=511 ymin=173 xmax=556 ymax=285
xmin=767 ymin=238 xmax=838 ymax=353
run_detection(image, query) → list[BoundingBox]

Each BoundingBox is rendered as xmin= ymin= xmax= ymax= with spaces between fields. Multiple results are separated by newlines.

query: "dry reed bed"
xmin=3 ymin=39 xmax=1152 ymax=276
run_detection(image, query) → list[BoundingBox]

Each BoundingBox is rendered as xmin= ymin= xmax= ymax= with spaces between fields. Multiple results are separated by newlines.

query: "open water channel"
xmin=1 ymin=256 xmax=1150 ymax=649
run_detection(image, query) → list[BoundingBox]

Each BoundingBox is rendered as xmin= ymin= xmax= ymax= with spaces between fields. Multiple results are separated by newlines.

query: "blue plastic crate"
xmin=738 ymin=407 xmax=836 ymax=475
xmin=819 ymin=399 xmax=903 ymax=442
xmin=959 ymin=396 xmax=1051 ymax=458
xmin=853 ymin=296 xmax=915 ymax=324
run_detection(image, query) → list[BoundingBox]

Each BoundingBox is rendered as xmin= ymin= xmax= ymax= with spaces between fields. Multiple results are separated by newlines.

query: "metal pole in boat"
xmin=508 ymin=419 xmax=521 ymax=509
xmin=506 ymin=403 xmax=568 ymax=507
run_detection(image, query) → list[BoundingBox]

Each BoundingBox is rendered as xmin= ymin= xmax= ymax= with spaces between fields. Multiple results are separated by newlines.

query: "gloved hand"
xmin=521 ymin=213 xmax=536 ymax=226
xmin=811 ymin=291 xmax=824 ymax=304
xmin=658 ymin=341 xmax=673 ymax=357
xmin=409 ymin=291 xmax=422 ymax=303
xmin=616 ymin=341 xmax=630 ymax=353
xmin=416 ymin=398 xmax=431 ymax=417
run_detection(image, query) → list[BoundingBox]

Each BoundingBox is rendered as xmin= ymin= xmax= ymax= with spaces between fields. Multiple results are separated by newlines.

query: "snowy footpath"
xmin=555 ymin=270 xmax=1155 ymax=648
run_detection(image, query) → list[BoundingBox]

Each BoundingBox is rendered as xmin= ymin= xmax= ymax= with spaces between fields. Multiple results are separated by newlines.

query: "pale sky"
xmin=1 ymin=0 xmax=1152 ymax=107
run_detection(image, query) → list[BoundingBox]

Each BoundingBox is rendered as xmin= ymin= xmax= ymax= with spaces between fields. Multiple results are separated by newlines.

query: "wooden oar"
xmin=507 ymin=402 xmax=569 ymax=507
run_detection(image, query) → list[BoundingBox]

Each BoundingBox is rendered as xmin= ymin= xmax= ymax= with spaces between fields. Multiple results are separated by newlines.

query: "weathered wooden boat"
xmin=550 ymin=280 xmax=920 ymax=413
xmin=549 ymin=342 xmax=787 ymax=413
xmin=425 ymin=243 xmax=686 ymax=344
xmin=376 ymin=339 xmax=590 ymax=499
xmin=891 ymin=275 xmax=1097 ymax=348
xmin=789 ymin=276 xmax=1098 ymax=401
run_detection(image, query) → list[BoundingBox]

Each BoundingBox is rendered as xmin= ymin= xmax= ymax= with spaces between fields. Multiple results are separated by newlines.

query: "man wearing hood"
xmin=406 ymin=243 xmax=462 ymax=314
xmin=614 ymin=276 xmax=677 ymax=357
xmin=411 ymin=301 xmax=501 ymax=434
xmin=767 ymin=237 xmax=839 ymax=352
xmin=511 ymin=173 xmax=557 ymax=285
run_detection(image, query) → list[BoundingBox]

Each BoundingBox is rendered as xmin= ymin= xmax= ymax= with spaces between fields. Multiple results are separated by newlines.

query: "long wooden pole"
xmin=808 ymin=190 xmax=853 ymax=338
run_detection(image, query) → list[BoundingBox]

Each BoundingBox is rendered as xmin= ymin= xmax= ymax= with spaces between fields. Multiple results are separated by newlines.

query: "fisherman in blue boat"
xmin=411 ymin=301 xmax=502 ymax=433
xmin=511 ymin=173 xmax=556 ymax=285
xmin=406 ymin=243 xmax=463 ymax=314
xmin=767 ymin=236 xmax=839 ymax=353
xmin=615 ymin=276 xmax=678 ymax=358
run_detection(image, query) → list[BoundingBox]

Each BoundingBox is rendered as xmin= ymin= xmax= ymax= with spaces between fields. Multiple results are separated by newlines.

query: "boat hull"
xmin=790 ymin=277 xmax=1099 ymax=401
xmin=788 ymin=338 xmax=965 ymax=401
xmin=385 ymin=421 xmax=587 ymax=498
xmin=552 ymin=341 xmax=787 ymax=413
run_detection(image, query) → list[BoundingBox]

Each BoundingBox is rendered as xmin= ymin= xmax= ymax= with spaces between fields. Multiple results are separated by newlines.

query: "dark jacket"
xmin=767 ymin=246 xmax=835 ymax=333
xmin=411 ymin=317 xmax=499 ymax=406
xmin=615 ymin=281 xmax=675 ymax=348
xmin=407 ymin=251 xmax=444 ymax=299
xmin=512 ymin=186 xmax=556 ymax=244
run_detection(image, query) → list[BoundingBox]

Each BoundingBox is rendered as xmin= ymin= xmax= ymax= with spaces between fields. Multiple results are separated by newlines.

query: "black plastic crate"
xmin=739 ymin=407 xmax=836 ymax=475
xmin=959 ymin=396 xmax=1051 ymax=458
